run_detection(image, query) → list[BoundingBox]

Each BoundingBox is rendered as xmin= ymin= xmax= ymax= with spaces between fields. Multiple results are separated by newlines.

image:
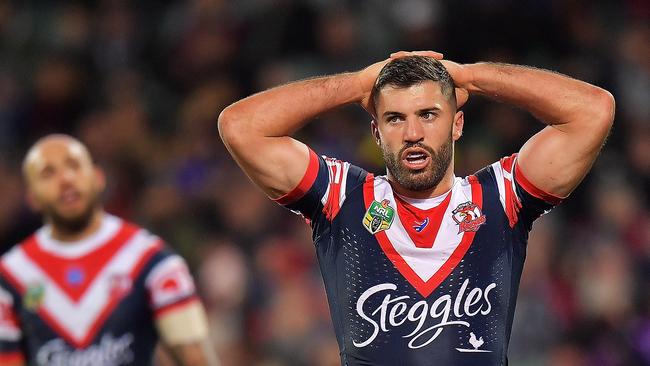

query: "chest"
xmin=328 ymin=177 xmax=513 ymax=295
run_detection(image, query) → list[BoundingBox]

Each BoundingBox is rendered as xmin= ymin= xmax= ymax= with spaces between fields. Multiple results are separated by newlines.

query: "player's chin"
xmin=400 ymin=177 xmax=436 ymax=192
xmin=54 ymin=201 xmax=94 ymax=220
xmin=55 ymin=202 xmax=88 ymax=217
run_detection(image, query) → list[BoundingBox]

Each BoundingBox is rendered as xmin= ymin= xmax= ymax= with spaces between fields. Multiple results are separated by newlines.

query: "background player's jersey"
xmin=277 ymin=150 xmax=561 ymax=366
xmin=0 ymin=214 xmax=199 ymax=366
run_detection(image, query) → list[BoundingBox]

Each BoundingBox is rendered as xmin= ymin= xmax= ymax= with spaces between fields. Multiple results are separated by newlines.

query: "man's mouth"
xmin=59 ymin=189 xmax=82 ymax=206
xmin=401 ymin=147 xmax=431 ymax=170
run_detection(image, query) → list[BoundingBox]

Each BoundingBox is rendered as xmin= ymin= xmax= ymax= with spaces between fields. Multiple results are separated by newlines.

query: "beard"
xmin=42 ymin=192 xmax=100 ymax=235
xmin=382 ymin=135 xmax=453 ymax=192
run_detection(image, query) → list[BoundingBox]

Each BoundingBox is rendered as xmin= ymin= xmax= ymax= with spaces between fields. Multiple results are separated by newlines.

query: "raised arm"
xmin=443 ymin=60 xmax=615 ymax=198
xmin=217 ymin=53 xmax=442 ymax=199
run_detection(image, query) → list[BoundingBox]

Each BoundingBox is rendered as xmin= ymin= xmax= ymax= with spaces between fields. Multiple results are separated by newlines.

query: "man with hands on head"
xmin=0 ymin=134 xmax=218 ymax=366
xmin=219 ymin=51 xmax=614 ymax=365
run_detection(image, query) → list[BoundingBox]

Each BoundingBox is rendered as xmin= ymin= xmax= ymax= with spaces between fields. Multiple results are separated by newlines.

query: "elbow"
xmin=217 ymin=104 xmax=245 ymax=148
xmin=594 ymin=88 xmax=616 ymax=130
xmin=584 ymin=87 xmax=615 ymax=140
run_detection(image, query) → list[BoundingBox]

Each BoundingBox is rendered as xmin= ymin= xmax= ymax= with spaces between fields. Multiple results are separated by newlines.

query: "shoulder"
xmin=470 ymin=154 xmax=562 ymax=229
xmin=0 ymin=236 xmax=35 ymax=280
xmin=278 ymin=150 xmax=371 ymax=222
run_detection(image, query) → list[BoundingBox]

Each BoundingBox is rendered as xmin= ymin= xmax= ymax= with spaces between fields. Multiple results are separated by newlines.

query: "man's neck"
xmin=49 ymin=210 xmax=104 ymax=243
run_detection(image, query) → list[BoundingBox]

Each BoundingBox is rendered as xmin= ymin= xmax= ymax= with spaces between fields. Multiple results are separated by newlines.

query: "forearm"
xmin=454 ymin=61 xmax=615 ymax=196
xmin=461 ymin=63 xmax=614 ymax=130
xmin=168 ymin=340 xmax=219 ymax=366
xmin=219 ymin=72 xmax=363 ymax=138
xmin=156 ymin=302 xmax=218 ymax=366
xmin=218 ymin=72 xmax=367 ymax=197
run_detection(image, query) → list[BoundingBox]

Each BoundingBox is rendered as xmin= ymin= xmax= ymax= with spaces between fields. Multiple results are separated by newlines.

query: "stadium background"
xmin=0 ymin=1 xmax=647 ymax=365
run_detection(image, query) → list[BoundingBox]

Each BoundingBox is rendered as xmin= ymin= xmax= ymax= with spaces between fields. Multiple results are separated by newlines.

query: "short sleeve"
xmin=273 ymin=148 xmax=368 ymax=222
xmin=490 ymin=154 xmax=563 ymax=230
xmin=0 ymin=281 xmax=24 ymax=364
xmin=144 ymin=254 xmax=199 ymax=319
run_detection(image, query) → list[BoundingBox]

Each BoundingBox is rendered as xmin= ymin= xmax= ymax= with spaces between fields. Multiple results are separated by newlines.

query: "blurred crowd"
xmin=0 ymin=0 xmax=648 ymax=365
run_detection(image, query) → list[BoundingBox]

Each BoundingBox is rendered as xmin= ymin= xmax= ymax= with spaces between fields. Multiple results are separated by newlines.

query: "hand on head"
xmin=358 ymin=50 xmax=469 ymax=113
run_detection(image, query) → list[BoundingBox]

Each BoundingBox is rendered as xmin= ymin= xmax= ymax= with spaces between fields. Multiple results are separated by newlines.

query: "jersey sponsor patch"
xmin=352 ymin=279 xmax=497 ymax=350
xmin=35 ymin=333 xmax=134 ymax=366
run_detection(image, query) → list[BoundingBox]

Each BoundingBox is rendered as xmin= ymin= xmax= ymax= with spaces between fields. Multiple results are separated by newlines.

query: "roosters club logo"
xmin=108 ymin=274 xmax=132 ymax=299
xmin=452 ymin=202 xmax=486 ymax=233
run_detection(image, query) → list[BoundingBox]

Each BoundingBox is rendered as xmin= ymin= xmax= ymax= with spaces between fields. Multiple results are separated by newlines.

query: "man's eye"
xmin=387 ymin=116 xmax=402 ymax=123
xmin=421 ymin=112 xmax=436 ymax=120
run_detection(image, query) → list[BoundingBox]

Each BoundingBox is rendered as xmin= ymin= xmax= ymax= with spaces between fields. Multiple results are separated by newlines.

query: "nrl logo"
xmin=452 ymin=202 xmax=486 ymax=233
xmin=24 ymin=283 xmax=45 ymax=311
xmin=363 ymin=199 xmax=395 ymax=234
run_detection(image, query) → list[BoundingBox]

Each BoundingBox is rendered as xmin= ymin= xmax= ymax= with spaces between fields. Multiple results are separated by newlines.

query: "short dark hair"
xmin=371 ymin=56 xmax=456 ymax=111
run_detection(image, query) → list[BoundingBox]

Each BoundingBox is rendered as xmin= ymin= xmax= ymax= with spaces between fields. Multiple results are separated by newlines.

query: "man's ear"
xmin=452 ymin=110 xmax=464 ymax=141
xmin=26 ymin=190 xmax=41 ymax=212
xmin=94 ymin=166 xmax=106 ymax=193
xmin=370 ymin=119 xmax=381 ymax=146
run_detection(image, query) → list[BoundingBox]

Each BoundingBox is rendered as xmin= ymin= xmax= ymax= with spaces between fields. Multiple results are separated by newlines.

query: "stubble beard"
xmin=43 ymin=193 xmax=100 ymax=235
xmin=382 ymin=135 xmax=453 ymax=192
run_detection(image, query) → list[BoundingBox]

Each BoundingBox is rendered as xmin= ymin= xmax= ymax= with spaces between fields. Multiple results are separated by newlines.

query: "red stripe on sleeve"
xmin=0 ymin=351 xmax=25 ymax=363
xmin=514 ymin=161 xmax=564 ymax=205
xmin=154 ymin=296 xmax=200 ymax=319
xmin=274 ymin=149 xmax=320 ymax=205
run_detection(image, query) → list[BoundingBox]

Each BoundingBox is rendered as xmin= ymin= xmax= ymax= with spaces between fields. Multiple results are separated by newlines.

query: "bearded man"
xmin=0 ymin=134 xmax=218 ymax=366
xmin=218 ymin=51 xmax=615 ymax=365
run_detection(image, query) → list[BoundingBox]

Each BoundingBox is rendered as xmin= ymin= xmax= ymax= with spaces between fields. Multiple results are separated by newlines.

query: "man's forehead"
xmin=24 ymin=137 xmax=91 ymax=172
xmin=376 ymin=82 xmax=447 ymax=110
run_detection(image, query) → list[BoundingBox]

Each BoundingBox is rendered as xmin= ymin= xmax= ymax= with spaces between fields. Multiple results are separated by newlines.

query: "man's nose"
xmin=404 ymin=117 xmax=424 ymax=142
xmin=59 ymin=168 xmax=76 ymax=184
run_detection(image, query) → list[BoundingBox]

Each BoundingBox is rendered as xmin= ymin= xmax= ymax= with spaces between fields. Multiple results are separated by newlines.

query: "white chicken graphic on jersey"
xmin=455 ymin=332 xmax=491 ymax=353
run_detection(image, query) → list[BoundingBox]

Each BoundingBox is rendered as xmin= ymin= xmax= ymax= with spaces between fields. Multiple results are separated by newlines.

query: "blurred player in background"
xmin=218 ymin=51 xmax=615 ymax=365
xmin=0 ymin=135 xmax=218 ymax=366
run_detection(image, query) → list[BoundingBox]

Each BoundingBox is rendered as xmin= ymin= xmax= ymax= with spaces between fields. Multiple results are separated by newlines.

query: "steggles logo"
xmin=36 ymin=333 xmax=134 ymax=366
xmin=353 ymin=279 xmax=496 ymax=349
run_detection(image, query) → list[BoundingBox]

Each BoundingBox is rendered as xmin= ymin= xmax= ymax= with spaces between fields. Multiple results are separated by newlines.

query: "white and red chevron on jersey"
xmin=0 ymin=215 xmax=163 ymax=348
xmin=363 ymin=175 xmax=484 ymax=298
xmin=0 ymin=214 xmax=200 ymax=365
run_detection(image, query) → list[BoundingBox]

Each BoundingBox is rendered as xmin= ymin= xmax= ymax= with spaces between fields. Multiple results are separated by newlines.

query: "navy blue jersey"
xmin=276 ymin=150 xmax=561 ymax=366
xmin=0 ymin=214 xmax=199 ymax=366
